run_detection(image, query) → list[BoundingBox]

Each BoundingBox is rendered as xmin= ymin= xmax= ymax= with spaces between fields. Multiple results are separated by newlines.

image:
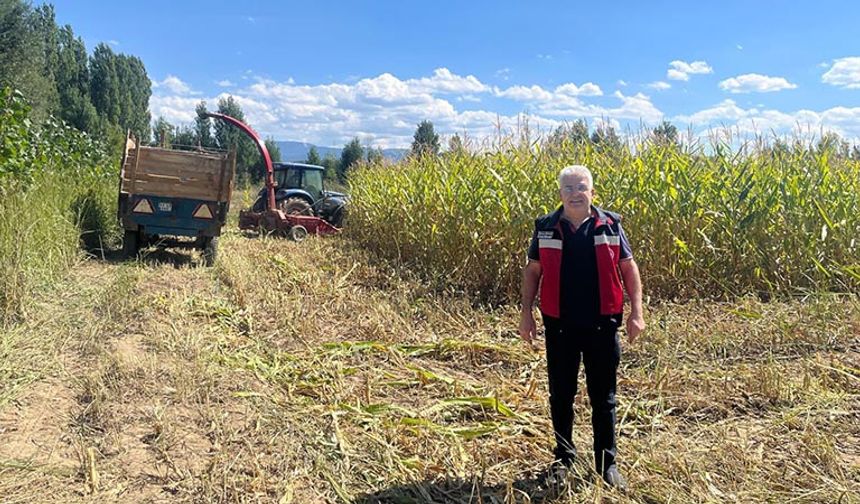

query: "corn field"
xmin=347 ymin=131 xmax=860 ymax=303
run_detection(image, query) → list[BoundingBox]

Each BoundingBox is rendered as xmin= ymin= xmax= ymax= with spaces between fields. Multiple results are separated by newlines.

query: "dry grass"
xmin=0 ymin=228 xmax=857 ymax=503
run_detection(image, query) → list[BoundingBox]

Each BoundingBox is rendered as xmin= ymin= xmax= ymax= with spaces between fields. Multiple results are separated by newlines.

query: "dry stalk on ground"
xmin=0 ymin=232 xmax=857 ymax=503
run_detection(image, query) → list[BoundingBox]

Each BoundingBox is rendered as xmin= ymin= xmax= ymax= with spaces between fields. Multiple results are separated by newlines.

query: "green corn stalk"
xmin=347 ymin=128 xmax=860 ymax=303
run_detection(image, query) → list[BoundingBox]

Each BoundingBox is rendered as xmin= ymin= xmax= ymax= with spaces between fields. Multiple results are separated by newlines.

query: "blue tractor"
xmin=250 ymin=162 xmax=347 ymax=228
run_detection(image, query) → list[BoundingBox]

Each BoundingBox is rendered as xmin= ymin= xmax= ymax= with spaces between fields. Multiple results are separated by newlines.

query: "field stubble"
xmin=0 ymin=230 xmax=857 ymax=503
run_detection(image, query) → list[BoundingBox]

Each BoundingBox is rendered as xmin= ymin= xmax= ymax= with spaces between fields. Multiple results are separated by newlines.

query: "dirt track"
xmin=0 ymin=252 xmax=250 ymax=502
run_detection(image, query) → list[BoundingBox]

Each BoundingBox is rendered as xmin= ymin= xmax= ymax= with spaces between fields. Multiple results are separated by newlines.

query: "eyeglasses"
xmin=561 ymin=184 xmax=590 ymax=194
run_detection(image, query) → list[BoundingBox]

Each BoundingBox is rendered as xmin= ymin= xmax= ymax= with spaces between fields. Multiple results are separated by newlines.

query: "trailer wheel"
xmin=202 ymin=236 xmax=219 ymax=266
xmin=288 ymin=225 xmax=308 ymax=242
xmin=122 ymin=229 xmax=139 ymax=259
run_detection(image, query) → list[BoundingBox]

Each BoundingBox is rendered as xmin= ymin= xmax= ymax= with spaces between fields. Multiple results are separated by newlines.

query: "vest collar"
xmin=545 ymin=205 xmax=615 ymax=229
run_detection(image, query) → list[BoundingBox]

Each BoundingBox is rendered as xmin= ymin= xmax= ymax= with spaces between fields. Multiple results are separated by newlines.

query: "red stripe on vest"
xmin=595 ymin=241 xmax=624 ymax=314
xmin=538 ymin=240 xmax=562 ymax=318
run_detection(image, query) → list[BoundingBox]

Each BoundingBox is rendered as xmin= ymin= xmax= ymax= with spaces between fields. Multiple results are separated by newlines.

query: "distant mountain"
xmin=275 ymin=140 xmax=407 ymax=163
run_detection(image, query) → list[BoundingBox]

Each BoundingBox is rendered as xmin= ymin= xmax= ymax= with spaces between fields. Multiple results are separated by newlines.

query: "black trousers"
xmin=543 ymin=315 xmax=621 ymax=473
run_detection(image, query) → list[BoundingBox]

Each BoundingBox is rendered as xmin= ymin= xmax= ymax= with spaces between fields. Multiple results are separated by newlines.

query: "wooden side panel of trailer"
xmin=120 ymin=146 xmax=235 ymax=203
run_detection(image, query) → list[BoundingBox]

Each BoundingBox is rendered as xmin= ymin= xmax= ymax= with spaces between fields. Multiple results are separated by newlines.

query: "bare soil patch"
xmin=0 ymin=379 xmax=78 ymax=471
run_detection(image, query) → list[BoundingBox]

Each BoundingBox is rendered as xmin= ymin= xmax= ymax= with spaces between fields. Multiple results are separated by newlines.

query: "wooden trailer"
xmin=117 ymin=134 xmax=236 ymax=265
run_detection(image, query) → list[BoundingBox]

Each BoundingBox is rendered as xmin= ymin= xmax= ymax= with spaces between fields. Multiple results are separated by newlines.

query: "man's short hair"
xmin=558 ymin=165 xmax=593 ymax=189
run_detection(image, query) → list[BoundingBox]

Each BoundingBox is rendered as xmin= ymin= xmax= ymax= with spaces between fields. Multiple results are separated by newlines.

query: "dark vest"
xmin=535 ymin=205 xmax=625 ymax=319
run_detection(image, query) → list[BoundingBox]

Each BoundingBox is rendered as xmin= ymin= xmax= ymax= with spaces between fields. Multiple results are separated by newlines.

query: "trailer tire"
xmin=122 ymin=230 xmax=139 ymax=259
xmin=202 ymin=236 xmax=218 ymax=266
xmin=288 ymin=225 xmax=308 ymax=242
xmin=279 ymin=197 xmax=312 ymax=215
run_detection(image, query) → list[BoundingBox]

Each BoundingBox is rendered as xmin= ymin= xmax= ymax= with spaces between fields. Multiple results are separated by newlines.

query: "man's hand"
xmin=626 ymin=313 xmax=645 ymax=343
xmin=520 ymin=259 xmax=542 ymax=349
xmin=519 ymin=309 xmax=537 ymax=346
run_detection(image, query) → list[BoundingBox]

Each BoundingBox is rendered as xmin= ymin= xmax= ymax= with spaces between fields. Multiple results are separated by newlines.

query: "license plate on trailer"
xmin=158 ymin=202 xmax=172 ymax=212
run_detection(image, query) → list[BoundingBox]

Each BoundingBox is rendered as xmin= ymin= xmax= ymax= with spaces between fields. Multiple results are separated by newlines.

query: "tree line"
xmin=0 ymin=1 xmax=279 ymax=183
xmin=0 ymin=1 xmax=151 ymax=148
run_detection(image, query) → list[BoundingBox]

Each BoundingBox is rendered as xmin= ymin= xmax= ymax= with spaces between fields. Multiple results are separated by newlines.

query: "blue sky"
xmin=49 ymin=1 xmax=860 ymax=148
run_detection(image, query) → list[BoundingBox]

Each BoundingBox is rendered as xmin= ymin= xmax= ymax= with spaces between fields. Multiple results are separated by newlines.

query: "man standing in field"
xmin=519 ymin=165 xmax=644 ymax=490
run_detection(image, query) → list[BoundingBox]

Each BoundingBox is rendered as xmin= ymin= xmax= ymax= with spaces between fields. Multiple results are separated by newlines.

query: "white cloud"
xmin=608 ymin=91 xmax=663 ymax=123
xmin=108 ymin=40 xmax=119 ymax=46
xmin=533 ymin=89 xmax=663 ymax=124
xmin=352 ymin=73 xmax=422 ymax=104
xmin=537 ymin=54 xmax=553 ymax=60
xmin=822 ymin=57 xmax=860 ymax=89
xmin=675 ymin=99 xmax=860 ymax=143
xmin=647 ymin=81 xmax=671 ymax=91
xmin=494 ymin=82 xmax=603 ymax=101
xmin=667 ymin=60 xmax=713 ymax=81
xmin=736 ymin=44 xmax=743 ymax=50
xmin=458 ymin=95 xmax=482 ymax=103
xmin=495 ymin=68 xmax=511 ymax=81
xmin=150 ymin=65 xmax=860 ymax=147
xmin=151 ymin=66 xmax=860 ymax=148
xmin=617 ymin=79 xmax=628 ymax=87
xmin=152 ymin=75 xmax=196 ymax=95
xmin=555 ymin=82 xmax=603 ymax=97
xmin=680 ymin=61 xmax=713 ymax=73
xmin=719 ymin=74 xmax=797 ymax=94
xmin=149 ymin=95 xmax=201 ymax=123
xmin=495 ymin=84 xmax=554 ymax=101
xmin=148 ymin=69 xmax=666 ymax=147
xmin=667 ymin=69 xmax=688 ymax=81
xmin=407 ymin=67 xmax=489 ymax=94
xmin=675 ymin=99 xmax=748 ymax=124
xmin=217 ymin=80 xmax=235 ymax=87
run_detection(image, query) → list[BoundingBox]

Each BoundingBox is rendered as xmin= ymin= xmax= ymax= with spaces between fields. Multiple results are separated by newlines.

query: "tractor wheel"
xmin=288 ymin=225 xmax=308 ymax=242
xmin=279 ymin=197 xmax=312 ymax=215
xmin=329 ymin=205 xmax=346 ymax=228
xmin=202 ymin=236 xmax=218 ymax=266
xmin=122 ymin=229 xmax=139 ymax=259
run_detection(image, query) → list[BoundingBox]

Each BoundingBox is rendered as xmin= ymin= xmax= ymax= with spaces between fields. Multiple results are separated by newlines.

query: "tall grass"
xmin=347 ymin=129 xmax=860 ymax=303
xmin=0 ymin=88 xmax=118 ymax=323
